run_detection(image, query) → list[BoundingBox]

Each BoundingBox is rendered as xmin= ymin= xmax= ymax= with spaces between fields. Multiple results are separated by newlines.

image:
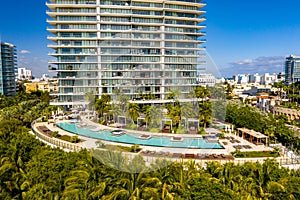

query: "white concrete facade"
xmin=47 ymin=0 xmax=207 ymax=106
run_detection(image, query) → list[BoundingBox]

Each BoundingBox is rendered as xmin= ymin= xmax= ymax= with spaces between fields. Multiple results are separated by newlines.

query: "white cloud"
xmin=236 ymin=59 xmax=253 ymax=65
xmin=221 ymin=56 xmax=285 ymax=77
xmin=17 ymin=54 xmax=52 ymax=78
xmin=20 ymin=50 xmax=31 ymax=54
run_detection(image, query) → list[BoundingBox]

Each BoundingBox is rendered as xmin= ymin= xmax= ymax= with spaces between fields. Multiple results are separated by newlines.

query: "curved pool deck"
xmin=56 ymin=122 xmax=224 ymax=149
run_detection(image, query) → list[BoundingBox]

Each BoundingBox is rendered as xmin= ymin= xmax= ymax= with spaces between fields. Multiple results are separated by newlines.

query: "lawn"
xmin=233 ymin=150 xmax=280 ymax=158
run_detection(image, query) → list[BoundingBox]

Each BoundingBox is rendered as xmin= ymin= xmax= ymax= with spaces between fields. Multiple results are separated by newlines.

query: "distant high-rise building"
xmin=46 ymin=0 xmax=206 ymax=107
xmin=260 ymin=73 xmax=277 ymax=85
xmin=197 ymin=73 xmax=216 ymax=87
xmin=0 ymin=42 xmax=17 ymax=96
xmin=233 ymin=74 xmax=249 ymax=84
xmin=277 ymin=72 xmax=285 ymax=82
xmin=17 ymin=67 xmax=33 ymax=80
xmin=285 ymin=55 xmax=300 ymax=85
xmin=249 ymin=73 xmax=261 ymax=83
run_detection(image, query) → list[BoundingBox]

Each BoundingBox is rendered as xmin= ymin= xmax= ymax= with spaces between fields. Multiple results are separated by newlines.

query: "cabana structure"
xmin=187 ymin=118 xmax=199 ymax=134
xmin=103 ymin=113 xmax=112 ymax=122
xmin=137 ymin=117 xmax=147 ymax=131
xmin=181 ymin=117 xmax=187 ymax=128
xmin=237 ymin=128 xmax=269 ymax=146
xmin=161 ymin=118 xmax=172 ymax=133
xmin=116 ymin=116 xmax=127 ymax=128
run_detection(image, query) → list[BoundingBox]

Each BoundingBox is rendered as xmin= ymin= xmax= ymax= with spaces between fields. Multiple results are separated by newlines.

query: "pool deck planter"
xmin=171 ymin=137 xmax=184 ymax=142
xmin=139 ymin=134 xmax=151 ymax=140
xmin=111 ymin=130 xmax=126 ymax=136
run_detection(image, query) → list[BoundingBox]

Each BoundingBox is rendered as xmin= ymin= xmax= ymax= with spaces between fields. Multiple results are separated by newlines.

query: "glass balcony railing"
xmin=164 ymin=4 xmax=198 ymax=10
xmin=56 ymin=16 xmax=96 ymax=21
xmin=100 ymin=9 xmax=131 ymax=14
xmin=168 ymin=0 xmax=202 ymax=3
xmin=55 ymin=8 xmax=96 ymax=13
xmin=132 ymin=26 xmax=160 ymax=31
xmin=165 ymin=20 xmax=196 ymax=26
xmin=132 ymin=2 xmax=162 ymax=8
xmin=100 ymin=1 xmax=128 ymax=6
xmin=55 ymin=0 xmax=96 ymax=5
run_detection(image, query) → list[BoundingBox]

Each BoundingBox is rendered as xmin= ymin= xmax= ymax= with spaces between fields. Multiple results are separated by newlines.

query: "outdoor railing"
xmin=31 ymin=120 xmax=82 ymax=152
xmin=142 ymin=154 xmax=300 ymax=167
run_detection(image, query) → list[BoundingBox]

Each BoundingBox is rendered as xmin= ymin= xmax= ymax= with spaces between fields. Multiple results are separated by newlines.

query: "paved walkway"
xmin=219 ymin=133 xmax=273 ymax=153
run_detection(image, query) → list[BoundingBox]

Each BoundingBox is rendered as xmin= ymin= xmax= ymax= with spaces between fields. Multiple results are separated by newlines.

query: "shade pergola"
xmin=187 ymin=118 xmax=199 ymax=134
xmin=237 ymin=128 xmax=269 ymax=146
xmin=161 ymin=118 xmax=172 ymax=133
xmin=181 ymin=117 xmax=187 ymax=128
xmin=117 ymin=116 xmax=126 ymax=127
xmin=137 ymin=117 xmax=147 ymax=130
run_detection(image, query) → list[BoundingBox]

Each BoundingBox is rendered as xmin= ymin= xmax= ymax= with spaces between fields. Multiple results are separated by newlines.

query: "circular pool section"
xmin=56 ymin=123 xmax=224 ymax=149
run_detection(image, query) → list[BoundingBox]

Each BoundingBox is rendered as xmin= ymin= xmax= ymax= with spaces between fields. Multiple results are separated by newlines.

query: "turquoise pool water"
xmin=56 ymin=123 xmax=224 ymax=149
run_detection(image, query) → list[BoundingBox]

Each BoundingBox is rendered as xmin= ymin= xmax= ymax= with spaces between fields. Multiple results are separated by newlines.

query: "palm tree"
xmin=104 ymin=156 xmax=161 ymax=200
xmin=145 ymin=105 xmax=162 ymax=128
xmin=198 ymin=101 xmax=212 ymax=128
xmin=101 ymin=93 xmax=112 ymax=103
xmin=180 ymin=102 xmax=196 ymax=120
xmin=246 ymin=160 xmax=280 ymax=199
xmin=167 ymin=103 xmax=181 ymax=127
xmin=62 ymin=171 xmax=88 ymax=200
xmin=237 ymin=176 xmax=257 ymax=198
xmin=106 ymin=173 xmax=161 ymax=200
xmin=208 ymin=85 xmax=226 ymax=100
xmin=219 ymin=163 xmax=243 ymax=192
xmin=164 ymin=161 xmax=201 ymax=195
xmin=166 ymin=89 xmax=180 ymax=100
xmin=224 ymin=81 xmax=234 ymax=98
xmin=0 ymin=145 xmax=28 ymax=200
xmin=148 ymin=159 xmax=175 ymax=194
xmin=274 ymin=81 xmax=285 ymax=99
xmin=62 ymin=154 xmax=107 ymax=200
xmin=95 ymin=98 xmax=106 ymax=118
xmin=194 ymin=86 xmax=210 ymax=100
xmin=85 ymin=91 xmax=96 ymax=111
xmin=22 ymin=183 xmax=54 ymax=200
xmin=0 ymin=156 xmax=18 ymax=198
xmin=115 ymin=90 xmax=130 ymax=114
xmin=95 ymin=95 xmax=111 ymax=118
xmin=161 ymin=183 xmax=175 ymax=200
xmin=126 ymin=103 xmax=140 ymax=124
xmin=109 ymin=103 xmax=122 ymax=122
xmin=22 ymin=111 xmax=35 ymax=127
xmin=266 ymin=181 xmax=286 ymax=198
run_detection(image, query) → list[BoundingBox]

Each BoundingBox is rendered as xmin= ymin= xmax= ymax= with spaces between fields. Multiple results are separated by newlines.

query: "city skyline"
xmin=1 ymin=0 xmax=300 ymax=77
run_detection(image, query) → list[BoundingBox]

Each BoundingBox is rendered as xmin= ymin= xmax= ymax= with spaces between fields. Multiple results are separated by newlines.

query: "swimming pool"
xmin=56 ymin=123 xmax=224 ymax=149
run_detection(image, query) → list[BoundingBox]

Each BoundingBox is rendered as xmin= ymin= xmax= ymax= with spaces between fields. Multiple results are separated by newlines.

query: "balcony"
xmin=46 ymin=11 xmax=96 ymax=18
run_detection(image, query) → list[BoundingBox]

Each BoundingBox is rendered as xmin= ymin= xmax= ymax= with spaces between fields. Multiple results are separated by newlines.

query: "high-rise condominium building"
xmin=47 ymin=0 xmax=206 ymax=107
xmin=0 ymin=42 xmax=17 ymax=96
xmin=285 ymin=55 xmax=300 ymax=85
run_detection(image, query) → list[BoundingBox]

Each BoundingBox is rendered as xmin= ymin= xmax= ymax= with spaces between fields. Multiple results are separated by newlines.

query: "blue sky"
xmin=1 ymin=0 xmax=300 ymax=77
